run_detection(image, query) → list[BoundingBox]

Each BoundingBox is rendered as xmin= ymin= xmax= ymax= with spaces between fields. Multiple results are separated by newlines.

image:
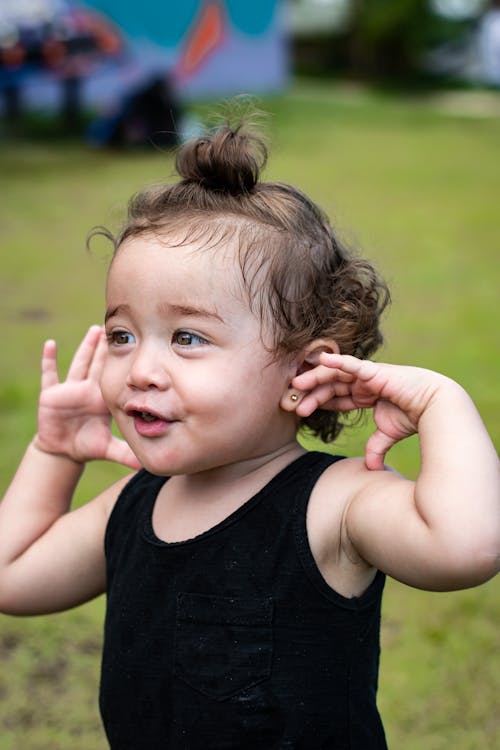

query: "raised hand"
xmin=35 ymin=326 xmax=140 ymax=469
xmin=291 ymin=353 xmax=449 ymax=471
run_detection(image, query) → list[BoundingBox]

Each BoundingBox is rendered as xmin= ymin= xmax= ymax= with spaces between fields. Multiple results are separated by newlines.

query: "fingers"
xmin=88 ymin=327 xmax=108 ymax=381
xmin=290 ymin=353 xmax=393 ymax=415
xmin=66 ymin=326 xmax=103 ymax=382
xmin=364 ymin=429 xmax=398 ymax=472
xmin=41 ymin=339 xmax=59 ymax=391
xmin=319 ymin=352 xmax=382 ymax=381
xmin=41 ymin=325 xmax=105 ymax=391
xmin=290 ymin=353 xmax=377 ymax=416
xmin=292 ymin=361 xmax=354 ymax=393
xmin=105 ymin=437 xmax=142 ymax=470
xmin=294 ymin=353 xmax=386 ymax=393
xmin=287 ymin=353 xmax=417 ymax=470
xmin=295 ymin=383 xmax=355 ymax=417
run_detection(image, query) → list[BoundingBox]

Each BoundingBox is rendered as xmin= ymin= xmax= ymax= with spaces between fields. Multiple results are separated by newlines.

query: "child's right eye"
xmin=107 ymin=331 xmax=136 ymax=346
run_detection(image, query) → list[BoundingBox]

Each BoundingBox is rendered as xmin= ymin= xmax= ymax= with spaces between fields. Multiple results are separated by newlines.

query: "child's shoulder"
xmin=100 ymin=472 xmax=140 ymax=519
xmin=312 ymin=453 xmax=401 ymax=498
xmin=305 ymin=456 xmax=398 ymax=598
xmin=310 ymin=454 xmax=409 ymax=547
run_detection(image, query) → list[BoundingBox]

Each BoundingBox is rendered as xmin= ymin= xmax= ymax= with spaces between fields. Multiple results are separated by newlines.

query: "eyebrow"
xmin=104 ymin=304 xmax=129 ymax=323
xmin=104 ymin=303 xmax=224 ymax=324
xmin=161 ymin=303 xmax=224 ymax=323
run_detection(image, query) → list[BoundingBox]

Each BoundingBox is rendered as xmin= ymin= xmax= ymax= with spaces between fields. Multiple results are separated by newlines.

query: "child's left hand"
xmin=291 ymin=353 xmax=448 ymax=470
xmin=290 ymin=352 xmax=500 ymax=590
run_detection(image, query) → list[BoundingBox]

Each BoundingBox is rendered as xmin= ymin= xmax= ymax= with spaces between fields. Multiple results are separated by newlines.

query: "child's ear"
xmin=296 ymin=338 xmax=340 ymax=375
xmin=280 ymin=339 xmax=340 ymax=412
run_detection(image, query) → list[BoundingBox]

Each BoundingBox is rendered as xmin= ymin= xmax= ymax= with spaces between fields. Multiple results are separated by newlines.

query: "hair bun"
xmin=175 ymin=124 xmax=267 ymax=195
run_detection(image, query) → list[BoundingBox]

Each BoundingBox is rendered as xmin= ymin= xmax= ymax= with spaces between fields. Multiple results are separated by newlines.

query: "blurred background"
xmin=1 ymin=0 xmax=500 ymax=140
xmin=1 ymin=1 xmax=499 ymax=749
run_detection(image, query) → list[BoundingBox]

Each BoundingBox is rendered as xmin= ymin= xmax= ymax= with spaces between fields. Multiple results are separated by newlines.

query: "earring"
xmin=290 ymin=393 xmax=299 ymax=403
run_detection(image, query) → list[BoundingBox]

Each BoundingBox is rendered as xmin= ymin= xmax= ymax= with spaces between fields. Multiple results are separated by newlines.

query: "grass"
xmin=1 ymin=81 xmax=499 ymax=748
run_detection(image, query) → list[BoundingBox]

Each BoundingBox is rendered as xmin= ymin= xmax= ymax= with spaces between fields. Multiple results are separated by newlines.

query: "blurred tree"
xmin=346 ymin=0 xmax=439 ymax=78
xmin=291 ymin=0 xmax=477 ymax=82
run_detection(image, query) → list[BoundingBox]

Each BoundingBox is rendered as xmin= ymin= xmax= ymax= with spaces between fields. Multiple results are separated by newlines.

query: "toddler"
xmin=0 ymin=121 xmax=499 ymax=749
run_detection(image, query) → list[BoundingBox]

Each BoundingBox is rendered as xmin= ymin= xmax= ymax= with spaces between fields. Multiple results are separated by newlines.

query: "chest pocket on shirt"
xmin=174 ymin=592 xmax=273 ymax=701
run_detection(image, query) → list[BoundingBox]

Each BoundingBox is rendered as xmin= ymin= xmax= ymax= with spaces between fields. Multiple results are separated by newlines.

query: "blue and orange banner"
xmin=82 ymin=0 xmax=288 ymax=97
xmin=0 ymin=0 xmax=287 ymax=112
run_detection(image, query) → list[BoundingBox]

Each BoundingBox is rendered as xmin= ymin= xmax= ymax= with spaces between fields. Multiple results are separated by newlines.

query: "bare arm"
xmin=292 ymin=354 xmax=500 ymax=591
xmin=0 ymin=326 xmax=139 ymax=615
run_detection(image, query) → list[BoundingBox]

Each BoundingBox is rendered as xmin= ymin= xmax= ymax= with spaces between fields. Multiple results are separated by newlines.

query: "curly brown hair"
xmin=98 ymin=120 xmax=390 ymax=442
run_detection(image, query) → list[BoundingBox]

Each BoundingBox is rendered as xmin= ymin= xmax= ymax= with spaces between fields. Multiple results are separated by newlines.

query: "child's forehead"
xmin=109 ymin=232 xmax=249 ymax=306
xmin=117 ymin=231 xmax=239 ymax=268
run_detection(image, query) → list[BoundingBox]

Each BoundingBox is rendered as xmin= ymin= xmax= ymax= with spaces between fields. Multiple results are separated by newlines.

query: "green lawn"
xmin=1 ymin=81 xmax=499 ymax=748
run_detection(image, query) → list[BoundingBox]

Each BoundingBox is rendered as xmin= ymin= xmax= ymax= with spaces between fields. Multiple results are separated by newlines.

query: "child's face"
xmin=100 ymin=234 xmax=299 ymax=476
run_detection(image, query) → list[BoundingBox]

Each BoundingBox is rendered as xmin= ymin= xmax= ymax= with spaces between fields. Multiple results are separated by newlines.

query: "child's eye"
xmin=107 ymin=330 xmax=136 ymax=346
xmin=173 ymin=331 xmax=206 ymax=347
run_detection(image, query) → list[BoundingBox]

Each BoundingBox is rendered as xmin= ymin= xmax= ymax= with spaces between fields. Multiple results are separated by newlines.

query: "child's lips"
xmin=126 ymin=407 xmax=177 ymax=437
xmin=134 ymin=414 xmax=171 ymax=437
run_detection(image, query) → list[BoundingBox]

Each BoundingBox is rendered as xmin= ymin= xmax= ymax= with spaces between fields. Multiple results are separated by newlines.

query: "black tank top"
xmin=99 ymin=451 xmax=387 ymax=749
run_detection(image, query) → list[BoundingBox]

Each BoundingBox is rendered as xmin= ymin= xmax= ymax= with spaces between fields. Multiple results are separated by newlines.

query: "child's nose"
xmin=126 ymin=344 xmax=171 ymax=391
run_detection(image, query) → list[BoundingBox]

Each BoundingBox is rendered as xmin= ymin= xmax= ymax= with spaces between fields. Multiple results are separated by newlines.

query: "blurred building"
xmin=0 ymin=0 xmax=289 ymax=127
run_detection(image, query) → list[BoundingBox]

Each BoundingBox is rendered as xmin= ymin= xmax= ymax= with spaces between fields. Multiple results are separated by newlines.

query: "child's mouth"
xmin=129 ymin=408 xmax=162 ymax=422
xmin=139 ymin=411 xmax=158 ymax=423
xmin=131 ymin=410 xmax=172 ymax=438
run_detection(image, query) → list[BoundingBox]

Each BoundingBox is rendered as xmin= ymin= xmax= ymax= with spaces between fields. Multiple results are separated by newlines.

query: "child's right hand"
xmin=34 ymin=325 xmax=140 ymax=469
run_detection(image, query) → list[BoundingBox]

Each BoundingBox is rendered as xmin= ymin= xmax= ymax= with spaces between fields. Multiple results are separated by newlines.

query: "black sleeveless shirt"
xmin=99 ymin=451 xmax=387 ymax=749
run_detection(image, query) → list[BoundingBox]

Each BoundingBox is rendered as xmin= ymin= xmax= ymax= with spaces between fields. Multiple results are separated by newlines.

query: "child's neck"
xmin=152 ymin=441 xmax=305 ymax=543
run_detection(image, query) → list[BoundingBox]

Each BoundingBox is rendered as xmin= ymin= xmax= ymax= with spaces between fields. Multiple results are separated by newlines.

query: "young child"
xmin=0 ymin=121 xmax=499 ymax=750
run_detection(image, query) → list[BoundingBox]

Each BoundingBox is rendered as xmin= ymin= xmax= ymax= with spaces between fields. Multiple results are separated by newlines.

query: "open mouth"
xmin=128 ymin=409 xmax=173 ymax=438
xmin=137 ymin=411 xmax=158 ymax=423
xmin=128 ymin=409 xmax=166 ymax=424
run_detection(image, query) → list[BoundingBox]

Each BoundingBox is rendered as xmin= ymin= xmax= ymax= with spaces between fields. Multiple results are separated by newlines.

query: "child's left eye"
xmin=173 ymin=331 xmax=206 ymax=347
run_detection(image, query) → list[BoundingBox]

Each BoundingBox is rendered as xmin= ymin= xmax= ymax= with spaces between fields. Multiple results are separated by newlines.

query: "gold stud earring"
xmin=290 ymin=393 xmax=299 ymax=403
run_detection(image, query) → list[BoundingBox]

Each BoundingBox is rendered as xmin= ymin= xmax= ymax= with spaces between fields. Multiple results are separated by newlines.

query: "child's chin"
xmin=137 ymin=451 xmax=188 ymax=477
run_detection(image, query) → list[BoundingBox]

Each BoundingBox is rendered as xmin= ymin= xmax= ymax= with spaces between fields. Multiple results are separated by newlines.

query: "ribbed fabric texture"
xmin=99 ymin=451 xmax=387 ymax=749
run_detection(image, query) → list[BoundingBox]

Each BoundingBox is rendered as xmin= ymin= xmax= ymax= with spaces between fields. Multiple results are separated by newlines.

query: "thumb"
xmin=364 ymin=428 xmax=398 ymax=471
xmin=105 ymin=437 xmax=142 ymax=470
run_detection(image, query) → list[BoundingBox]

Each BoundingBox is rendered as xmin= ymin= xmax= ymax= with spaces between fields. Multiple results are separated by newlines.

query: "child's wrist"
xmin=30 ymin=436 xmax=86 ymax=467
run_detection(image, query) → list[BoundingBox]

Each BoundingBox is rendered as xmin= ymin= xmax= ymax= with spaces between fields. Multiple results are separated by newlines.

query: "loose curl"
xmin=96 ymin=118 xmax=390 ymax=443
